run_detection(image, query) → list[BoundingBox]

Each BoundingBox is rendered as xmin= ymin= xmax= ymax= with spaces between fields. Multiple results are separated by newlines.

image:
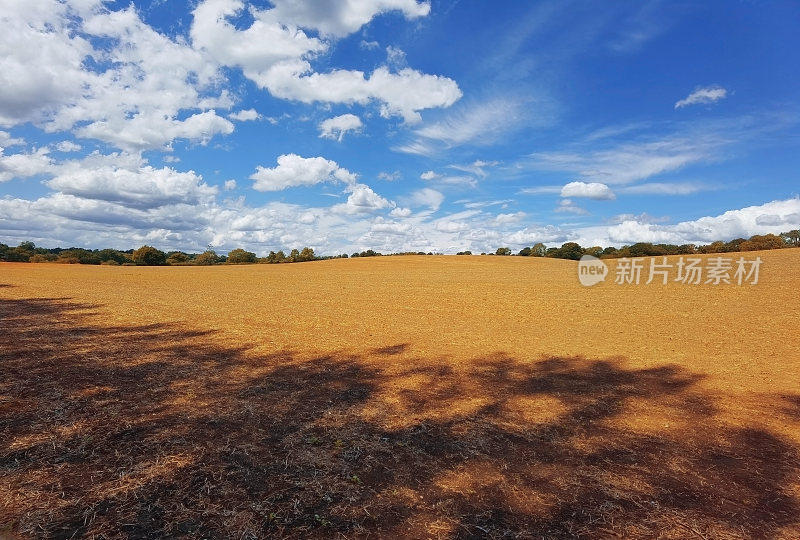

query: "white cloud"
xmin=266 ymin=0 xmax=430 ymax=37
xmin=318 ymin=113 xmax=363 ymax=141
xmin=390 ymin=206 xmax=412 ymax=217
xmin=224 ymin=179 xmax=237 ymax=190
xmin=411 ymin=97 xmax=527 ymax=148
xmin=560 ymin=181 xmax=616 ymax=200
xmin=0 ymin=2 xmax=234 ymax=150
xmin=55 ymin=140 xmax=82 ymax=152
xmin=407 ymin=188 xmax=444 ymax=210
xmin=420 ymin=169 xmax=476 ymax=188
xmin=505 ymin=226 xmax=573 ymax=245
xmin=450 ymin=159 xmax=498 ymax=178
xmin=332 ymin=183 xmax=392 ymax=214
xmin=618 ymin=182 xmax=712 ymax=195
xmin=0 ymin=131 xmax=24 ymax=147
xmin=518 ymin=185 xmax=562 ymax=195
xmin=191 ymin=0 xmax=459 ymax=124
xmin=260 ymin=65 xmax=462 ymax=124
xmin=554 ymin=198 xmax=589 ymax=215
xmin=610 ymin=212 xmax=669 ymax=225
xmin=492 ymin=212 xmax=526 ymax=225
xmin=432 ymin=175 xmax=477 ymax=188
xmin=77 ymin=110 xmax=234 ymax=152
xmin=605 ymin=198 xmax=800 ymax=244
xmin=360 ymin=40 xmax=380 ymax=50
xmin=675 ymin=85 xmax=728 ymax=109
xmin=46 ymin=152 xmax=218 ymax=209
xmin=378 ymin=171 xmax=401 ymax=181
xmin=228 ymin=109 xmax=262 ymax=121
xmin=0 ymin=147 xmax=53 ymax=182
xmin=435 ymin=220 xmax=469 ymax=233
xmin=391 ymin=140 xmax=437 ymax=156
xmin=250 ymin=154 xmax=356 ymax=191
xmin=386 ymin=46 xmax=407 ymax=69
xmin=531 ymin=139 xmax=710 ymax=185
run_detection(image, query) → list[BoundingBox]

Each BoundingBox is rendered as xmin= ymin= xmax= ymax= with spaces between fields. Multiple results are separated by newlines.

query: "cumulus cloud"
xmin=492 ymin=212 xmax=526 ymax=225
xmin=55 ymin=140 xmax=82 ymax=152
xmin=435 ymin=220 xmax=469 ymax=233
xmin=675 ymin=85 xmax=728 ymax=109
xmin=505 ymin=226 xmax=573 ymax=245
xmin=77 ymin=110 xmax=234 ymax=152
xmin=260 ymin=65 xmax=462 ymax=124
xmin=420 ymin=170 xmax=440 ymax=180
xmin=0 ymin=147 xmax=53 ymax=182
xmin=1 ymin=1 xmax=234 ymax=150
xmin=266 ymin=0 xmax=430 ymax=37
xmin=46 ymin=152 xmax=218 ymax=209
xmin=228 ymin=109 xmax=262 ymax=121
xmin=560 ymin=181 xmax=616 ymax=200
xmin=250 ymin=154 xmax=356 ymax=191
xmin=2 ymin=0 xmax=454 ymax=152
xmin=390 ymin=206 xmax=412 ymax=217
xmin=0 ymin=131 xmax=24 ymax=147
xmin=554 ymin=198 xmax=589 ymax=215
xmin=378 ymin=171 xmax=401 ymax=181
xmin=332 ymin=183 xmax=392 ymax=214
xmin=606 ymin=198 xmax=800 ymax=244
xmin=318 ymin=114 xmax=363 ymax=141
xmin=407 ymin=188 xmax=444 ymax=210
xmin=191 ymin=0 xmax=460 ymax=124
xmin=386 ymin=46 xmax=407 ymax=69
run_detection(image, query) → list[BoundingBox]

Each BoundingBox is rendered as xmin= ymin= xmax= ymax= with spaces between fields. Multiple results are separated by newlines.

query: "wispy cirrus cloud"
xmin=675 ymin=85 xmax=728 ymax=109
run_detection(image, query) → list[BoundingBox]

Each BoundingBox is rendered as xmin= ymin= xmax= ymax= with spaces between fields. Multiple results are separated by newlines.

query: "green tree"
xmin=547 ymin=242 xmax=584 ymax=260
xmin=530 ymin=243 xmax=547 ymax=257
xmin=58 ymin=248 xmax=100 ymax=264
xmin=495 ymin=247 xmax=512 ymax=256
xmin=227 ymin=248 xmax=257 ymax=264
xmin=131 ymin=245 xmax=166 ymax=266
xmin=193 ymin=250 xmax=219 ymax=265
xmin=298 ymin=247 xmax=315 ymax=262
xmin=740 ymin=234 xmax=785 ymax=251
xmin=781 ymin=229 xmax=800 ymax=247
xmin=166 ymin=252 xmax=191 ymax=265
xmin=518 ymin=247 xmax=532 ymax=256
xmin=583 ymin=246 xmax=603 ymax=258
xmin=97 ymin=248 xmax=127 ymax=264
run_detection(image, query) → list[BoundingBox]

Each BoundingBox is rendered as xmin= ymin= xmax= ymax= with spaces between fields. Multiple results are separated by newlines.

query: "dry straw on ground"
xmin=1 ymin=250 xmax=799 ymax=538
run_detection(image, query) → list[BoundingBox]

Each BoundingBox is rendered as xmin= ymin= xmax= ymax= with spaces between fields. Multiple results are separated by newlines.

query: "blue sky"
xmin=1 ymin=0 xmax=799 ymax=254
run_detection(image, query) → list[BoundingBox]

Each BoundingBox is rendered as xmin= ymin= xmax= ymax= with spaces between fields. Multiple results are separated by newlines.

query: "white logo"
xmin=578 ymin=254 xmax=608 ymax=287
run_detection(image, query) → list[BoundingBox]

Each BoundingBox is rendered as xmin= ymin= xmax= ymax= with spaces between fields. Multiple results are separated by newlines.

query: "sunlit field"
xmin=2 ymin=250 xmax=799 ymax=538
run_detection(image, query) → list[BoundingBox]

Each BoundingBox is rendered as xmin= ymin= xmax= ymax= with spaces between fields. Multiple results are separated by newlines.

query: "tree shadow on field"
xmin=0 ymin=297 xmax=799 ymax=538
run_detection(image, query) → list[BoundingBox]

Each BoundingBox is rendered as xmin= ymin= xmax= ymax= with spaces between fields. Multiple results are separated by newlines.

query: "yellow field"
xmin=2 ymin=249 xmax=799 ymax=537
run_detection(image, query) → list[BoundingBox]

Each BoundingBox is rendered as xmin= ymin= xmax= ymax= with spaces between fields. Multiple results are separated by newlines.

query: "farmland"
xmin=2 ymin=250 xmax=800 ymax=538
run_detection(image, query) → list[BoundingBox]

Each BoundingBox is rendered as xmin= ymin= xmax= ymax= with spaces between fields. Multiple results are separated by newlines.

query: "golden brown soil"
xmin=1 ymin=249 xmax=799 ymax=538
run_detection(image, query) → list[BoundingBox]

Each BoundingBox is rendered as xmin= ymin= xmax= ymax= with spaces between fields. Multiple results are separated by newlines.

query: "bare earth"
xmin=1 ymin=249 xmax=799 ymax=538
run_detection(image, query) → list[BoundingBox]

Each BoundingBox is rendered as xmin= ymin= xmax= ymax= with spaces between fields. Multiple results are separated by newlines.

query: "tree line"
xmin=493 ymin=230 xmax=800 ymax=260
xmin=0 ymin=243 xmax=332 ymax=266
xmin=1 ymin=229 xmax=798 ymax=266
